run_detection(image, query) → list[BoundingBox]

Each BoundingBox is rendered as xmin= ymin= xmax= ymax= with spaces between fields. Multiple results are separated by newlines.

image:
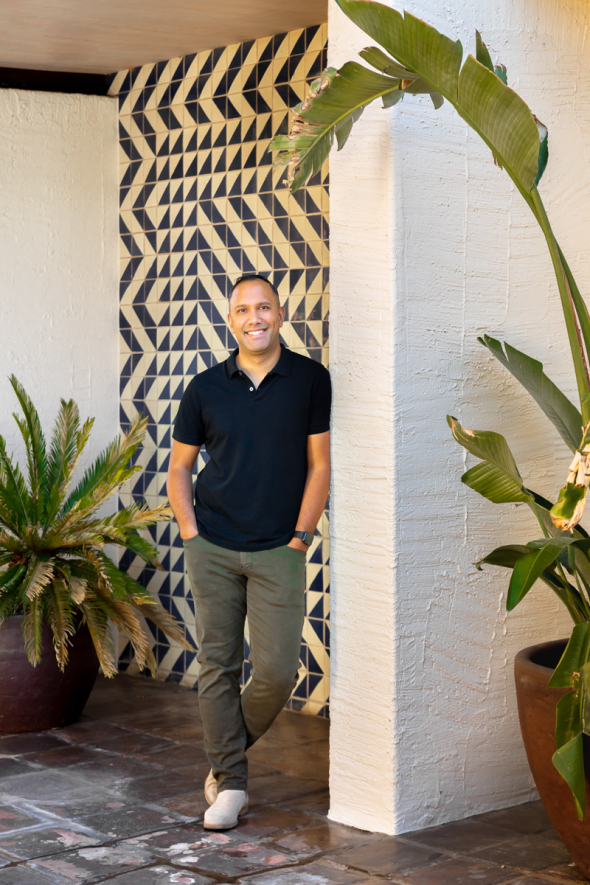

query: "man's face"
xmin=227 ymin=280 xmax=285 ymax=356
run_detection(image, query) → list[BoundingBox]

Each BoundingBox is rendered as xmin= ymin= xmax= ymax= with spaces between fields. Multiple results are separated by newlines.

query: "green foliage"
xmin=0 ymin=377 xmax=192 ymax=677
xmin=269 ymin=0 xmax=590 ymax=819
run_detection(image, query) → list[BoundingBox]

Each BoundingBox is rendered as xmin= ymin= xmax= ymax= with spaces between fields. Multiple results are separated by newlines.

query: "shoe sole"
xmin=203 ymin=803 xmax=249 ymax=830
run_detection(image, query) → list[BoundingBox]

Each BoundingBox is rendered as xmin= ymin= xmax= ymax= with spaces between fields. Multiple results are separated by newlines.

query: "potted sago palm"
xmin=0 ymin=376 xmax=191 ymax=734
xmin=271 ymin=0 xmax=590 ymax=876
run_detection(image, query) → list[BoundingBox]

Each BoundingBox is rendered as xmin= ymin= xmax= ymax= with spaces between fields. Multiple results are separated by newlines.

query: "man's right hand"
xmin=181 ymin=529 xmax=199 ymax=540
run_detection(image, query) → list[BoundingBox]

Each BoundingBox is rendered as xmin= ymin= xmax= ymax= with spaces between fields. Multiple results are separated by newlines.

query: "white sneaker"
xmin=204 ymin=769 xmax=217 ymax=805
xmin=203 ymin=789 xmax=249 ymax=830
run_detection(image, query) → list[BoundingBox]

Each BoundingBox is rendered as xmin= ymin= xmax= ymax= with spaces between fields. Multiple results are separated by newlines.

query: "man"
xmin=167 ymin=273 xmax=331 ymax=830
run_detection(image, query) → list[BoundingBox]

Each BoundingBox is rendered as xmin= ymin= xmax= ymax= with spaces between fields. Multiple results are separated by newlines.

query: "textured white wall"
xmin=0 ymin=89 xmax=119 ymax=468
xmin=329 ymin=0 xmax=590 ymax=833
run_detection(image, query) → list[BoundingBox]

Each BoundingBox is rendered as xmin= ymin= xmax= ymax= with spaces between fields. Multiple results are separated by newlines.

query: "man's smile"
xmin=245 ymin=328 xmax=267 ymax=338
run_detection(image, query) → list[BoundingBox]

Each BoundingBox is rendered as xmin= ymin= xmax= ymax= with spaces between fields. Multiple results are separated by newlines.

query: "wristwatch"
xmin=293 ymin=530 xmax=313 ymax=546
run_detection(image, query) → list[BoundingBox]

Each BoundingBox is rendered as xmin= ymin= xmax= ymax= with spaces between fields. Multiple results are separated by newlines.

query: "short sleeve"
xmin=172 ymin=378 xmax=205 ymax=446
xmin=308 ymin=366 xmax=332 ymax=435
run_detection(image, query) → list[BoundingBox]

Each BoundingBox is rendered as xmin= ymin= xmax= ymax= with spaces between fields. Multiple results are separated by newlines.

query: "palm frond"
xmin=133 ymin=598 xmax=193 ymax=650
xmin=59 ymin=414 xmax=148 ymax=519
xmin=9 ymin=375 xmax=47 ymax=524
xmin=45 ymin=581 xmax=76 ymax=670
xmin=44 ymin=399 xmax=83 ymax=525
xmin=20 ymin=556 xmax=54 ymax=600
xmin=0 ymin=436 xmax=32 ymax=527
xmin=21 ymin=598 xmax=43 ymax=665
xmin=80 ymin=592 xmax=117 ymax=677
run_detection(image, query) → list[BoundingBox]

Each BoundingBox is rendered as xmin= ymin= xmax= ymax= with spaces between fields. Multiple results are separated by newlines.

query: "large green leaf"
xmin=556 ymin=689 xmax=583 ymax=749
xmin=271 ymin=62 xmax=402 ymax=190
xmin=507 ymin=535 xmax=577 ymax=610
xmin=553 ymin=733 xmax=586 ymax=820
xmin=549 ymin=622 xmax=590 ymax=688
xmin=461 ymin=460 xmax=531 ymax=504
xmin=272 ymin=0 xmax=546 ymax=196
xmin=476 ymin=543 xmax=587 ymax=622
xmin=447 ymin=416 xmax=524 ymax=485
xmin=479 ymin=336 xmax=583 ymax=452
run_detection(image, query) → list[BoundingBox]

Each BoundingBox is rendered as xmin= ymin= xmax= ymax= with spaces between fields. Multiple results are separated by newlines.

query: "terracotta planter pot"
xmin=0 ymin=615 xmax=99 ymax=734
xmin=515 ymin=638 xmax=590 ymax=879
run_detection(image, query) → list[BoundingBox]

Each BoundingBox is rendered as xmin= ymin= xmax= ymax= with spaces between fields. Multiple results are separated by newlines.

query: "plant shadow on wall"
xmin=0 ymin=376 xmax=191 ymax=733
xmin=271 ymin=0 xmax=590 ymax=875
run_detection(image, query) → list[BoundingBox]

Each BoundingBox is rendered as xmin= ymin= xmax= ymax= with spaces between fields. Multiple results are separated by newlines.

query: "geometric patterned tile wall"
xmin=108 ymin=24 xmax=330 ymax=716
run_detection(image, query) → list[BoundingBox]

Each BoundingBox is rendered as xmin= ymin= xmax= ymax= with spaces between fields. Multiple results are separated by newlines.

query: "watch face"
xmin=303 ymin=532 xmax=313 ymax=546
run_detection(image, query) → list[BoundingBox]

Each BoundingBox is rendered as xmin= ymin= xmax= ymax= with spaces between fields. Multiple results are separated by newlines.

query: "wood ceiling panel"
xmin=0 ymin=0 xmax=328 ymax=74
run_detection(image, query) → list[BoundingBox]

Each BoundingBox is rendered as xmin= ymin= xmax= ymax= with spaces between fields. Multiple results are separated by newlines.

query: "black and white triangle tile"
xmin=111 ymin=24 xmax=330 ymax=717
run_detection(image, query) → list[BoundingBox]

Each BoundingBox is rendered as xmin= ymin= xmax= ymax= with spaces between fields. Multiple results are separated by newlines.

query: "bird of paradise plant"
xmin=0 ymin=376 xmax=191 ymax=678
xmin=271 ymin=0 xmax=590 ymax=819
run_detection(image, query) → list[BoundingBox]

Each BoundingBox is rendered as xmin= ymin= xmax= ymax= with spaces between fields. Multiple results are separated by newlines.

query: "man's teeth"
xmin=247 ymin=329 xmax=266 ymax=336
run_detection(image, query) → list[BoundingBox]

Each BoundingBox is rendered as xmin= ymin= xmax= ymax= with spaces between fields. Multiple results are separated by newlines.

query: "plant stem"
xmin=531 ymin=188 xmax=590 ymax=423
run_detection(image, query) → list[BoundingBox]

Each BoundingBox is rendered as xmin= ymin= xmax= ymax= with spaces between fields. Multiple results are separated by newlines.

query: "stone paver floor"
xmin=0 ymin=675 xmax=584 ymax=884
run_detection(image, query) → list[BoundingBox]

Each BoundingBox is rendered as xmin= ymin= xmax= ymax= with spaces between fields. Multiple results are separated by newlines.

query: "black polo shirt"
xmin=173 ymin=345 xmax=331 ymax=552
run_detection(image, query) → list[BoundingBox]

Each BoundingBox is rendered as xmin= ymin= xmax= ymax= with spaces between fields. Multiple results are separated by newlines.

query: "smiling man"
xmin=167 ymin=274 xmax=331 ymax=830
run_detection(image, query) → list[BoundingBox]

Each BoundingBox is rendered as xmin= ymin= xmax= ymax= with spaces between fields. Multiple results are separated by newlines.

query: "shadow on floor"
xmin=0 ymin=675 xmax=584 ymax=883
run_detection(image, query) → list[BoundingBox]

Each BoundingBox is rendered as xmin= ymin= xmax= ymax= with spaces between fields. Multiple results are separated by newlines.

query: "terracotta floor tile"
xmin=24 ymin=745 xmax=106 ymax=768
xmin=324 ymin=837 xmax=443 ymax=876
xmin=105 ymin=867 xmax=216 ymax=883
xmin=0 ymin=759 xmax=36 ymax=779
xmin=232 ymin=803 xmax=313 ymax=838
xmin=271 ymin=820 xmax=389 ymax=855
xmin=0 ymin=675 xmax=580 ymax=885
xmin=278 ymin=788 xmax=330 ymax=816
xmin=406 ymin=818 xmax=522 ymax=853
xmin=0 ymin=824 xmax=103 ymax=861
xmin=0 ymin=805 xmax=49 ymax=833
xmin=241 ymin=861 xmax=387 ymax=883
xmin=248 ymin=771 xmax=329 ymax=804
xmin=77 ymin=802 xmax=187 ymax=839
xmin=122 ymin=769 xmax=205 ymax=802
xmin=157 ymin=790 xmax=209 ymax=820
xmin=0 ymin=734 xmax=67 ymax=755
xmin=472 ymin=801 xmax=553 ymax=835
xmin=401 ymin=855 xmax=515 ymax=884
xmin=30 ymin=844 xmax=153 ymax=882
xmin=472 ymin=832 xmax=572 ymax=871
xmin=0 ymin=865 xmax=69 ymax=883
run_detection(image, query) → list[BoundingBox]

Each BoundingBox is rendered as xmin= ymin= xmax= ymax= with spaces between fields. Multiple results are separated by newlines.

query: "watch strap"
xmin=293 ymin=530 xmax=313 ymax=546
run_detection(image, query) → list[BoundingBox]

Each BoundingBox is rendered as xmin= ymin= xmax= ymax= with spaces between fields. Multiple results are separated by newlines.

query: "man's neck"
xmin=236 ymin=343 xmax=282 ymax=387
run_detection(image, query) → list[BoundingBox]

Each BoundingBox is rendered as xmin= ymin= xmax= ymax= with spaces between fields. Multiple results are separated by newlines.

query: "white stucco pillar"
xmin=329 ymin=0 xmax=590 ymax=834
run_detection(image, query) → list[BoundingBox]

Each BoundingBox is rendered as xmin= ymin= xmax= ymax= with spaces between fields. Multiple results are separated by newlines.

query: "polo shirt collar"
xmin=226 ymin=344 xmax=293 ymax=378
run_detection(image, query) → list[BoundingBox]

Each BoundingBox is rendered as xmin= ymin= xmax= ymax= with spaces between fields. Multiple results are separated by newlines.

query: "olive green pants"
xmin=183 ymin=533 xmax=306 ymax=792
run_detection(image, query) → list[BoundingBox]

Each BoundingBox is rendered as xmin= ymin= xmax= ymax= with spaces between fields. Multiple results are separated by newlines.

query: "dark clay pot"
xmin=515 ymin=639 xmax=590 ymax=879
xmin=0 ymin=615 xmax=99 ymax=734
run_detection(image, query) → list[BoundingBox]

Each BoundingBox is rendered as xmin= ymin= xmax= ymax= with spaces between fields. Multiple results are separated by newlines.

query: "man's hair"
xmin=229 ymin=274 xmax=280 ymax=303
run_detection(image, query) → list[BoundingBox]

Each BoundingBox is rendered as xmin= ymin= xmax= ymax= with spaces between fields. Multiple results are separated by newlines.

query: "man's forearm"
xmin=293 ymin=465 xmax=331 ymax=539
xmin=167 ymin=467 xmax=199 ymax=539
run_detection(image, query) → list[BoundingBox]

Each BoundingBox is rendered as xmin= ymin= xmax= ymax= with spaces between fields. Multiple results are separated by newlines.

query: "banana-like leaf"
xmin=551 ymin=482 xmax=589 ymax=533
xmin=581 ymin=662 xmax=590 ymax=737
xmin=556 ymin=690 xmax=582 ymax=750
xmin=272 ymin=1 xmax=547 ymax=196
xmin=271 ymin=62 xmax=402 ymax=190
xmin=549 ymin=622 xmax=590 ymax=688
xmin=507 ymin=535 xmax=577 ymax=611
xmin=475 ymin=31 xmax=493 ymax=72
xmin=461 ymin=461 xmax=531 ymax=504
xmin=553 ymin=733 xmax=586 ymax=820
xmin=447 ymin=416 xmax=524 ymax=485
xmin=476 ymin=543 xmax=587 ymax=622
xmin=479 ymin=336 xmax=583 ymax=452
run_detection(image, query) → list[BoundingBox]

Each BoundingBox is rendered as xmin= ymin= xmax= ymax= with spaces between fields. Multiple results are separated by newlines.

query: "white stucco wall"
xmin=0 ymin=89 xmax=119 ymax=467
xmin=329 ymin=0 xmax=590 ymax=833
